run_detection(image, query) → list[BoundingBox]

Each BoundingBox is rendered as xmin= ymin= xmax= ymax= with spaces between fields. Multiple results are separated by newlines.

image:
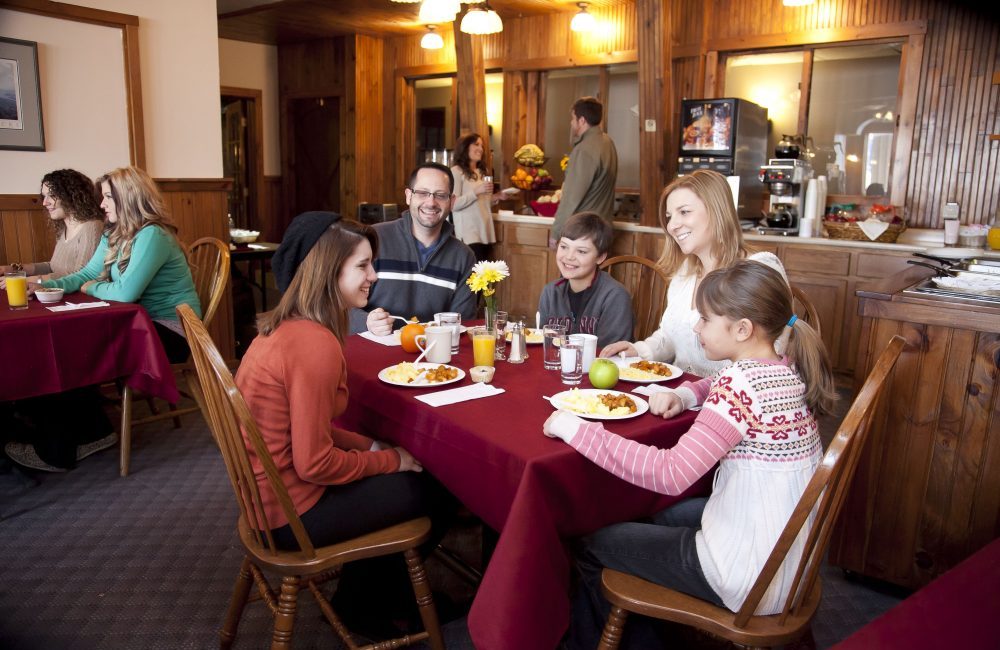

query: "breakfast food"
xmin=384 ymin=362 xmax=458 ymax=384
xmin=507 ymin=328 xmax=544 ymax=344
xmin=559 ymin=389 xmax=637 ymax=416
xmin=36 ymin=288 xmax=62 ymax=293
xmin=619 ymin=360 xmax=674 ymax=381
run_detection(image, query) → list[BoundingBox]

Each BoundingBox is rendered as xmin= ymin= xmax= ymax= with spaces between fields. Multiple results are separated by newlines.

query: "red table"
xmin=340 ymin=332 xmax=709 ymax=650
xmin=0 ymin=293 xmax=178 ymax=403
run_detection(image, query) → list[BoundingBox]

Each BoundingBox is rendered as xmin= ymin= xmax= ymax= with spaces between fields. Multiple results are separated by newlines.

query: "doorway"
xmin=220 ymin=88 xmax=263 ymax=232
xmin=289 ymin=96 xmax=340 ymax=216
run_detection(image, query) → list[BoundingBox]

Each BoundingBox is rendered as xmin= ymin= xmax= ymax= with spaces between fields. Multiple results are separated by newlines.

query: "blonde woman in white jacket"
xmin=450 ymin=132 xmax=497 ymax=261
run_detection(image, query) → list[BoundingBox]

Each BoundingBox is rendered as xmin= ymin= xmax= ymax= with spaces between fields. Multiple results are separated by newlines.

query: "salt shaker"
xmin=507 ymin=321 xmax=527 ymax=364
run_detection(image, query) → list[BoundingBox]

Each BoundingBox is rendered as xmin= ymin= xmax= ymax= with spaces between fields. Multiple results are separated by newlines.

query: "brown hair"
xmin=656 ymin=169 xmax=751 ymax=277
xmin=40 ymin=169 xmax=104 ymax=237
xmin=256 ymin=219 xmax=378 ymax=342
xmin=695 ymin=260 xmax=837 ymax=417
xmin=452 ymin=132 xmax=488 ymax=181
xmin=559 ymin=211 xmax=614 ymax=255
xmin=572 ymin=96 xmax=603 ymax=126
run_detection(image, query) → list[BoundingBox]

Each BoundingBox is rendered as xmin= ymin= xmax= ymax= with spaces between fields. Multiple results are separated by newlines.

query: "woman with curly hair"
xmin=450 ymin=132 xmax=497 ymax=261
xmin=0 ymin=169 xmax=104 ymax=283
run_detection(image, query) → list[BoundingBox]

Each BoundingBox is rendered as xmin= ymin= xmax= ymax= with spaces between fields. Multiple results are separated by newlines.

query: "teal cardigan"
xmin=43 ymin=225 xmax=202 ymax=322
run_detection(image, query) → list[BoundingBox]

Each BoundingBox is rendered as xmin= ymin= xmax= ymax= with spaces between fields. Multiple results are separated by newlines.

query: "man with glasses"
xmin=350 ymin=162 xmax=477 ymax=334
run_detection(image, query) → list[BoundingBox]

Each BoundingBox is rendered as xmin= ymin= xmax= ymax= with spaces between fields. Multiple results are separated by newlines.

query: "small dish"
xmin=469 ymin=366 xmax=495 ymax=384
xmin=35 ymin=288 xmax=64 ymax=303
xmin=230 ymin=229 xmax=260 ymax=244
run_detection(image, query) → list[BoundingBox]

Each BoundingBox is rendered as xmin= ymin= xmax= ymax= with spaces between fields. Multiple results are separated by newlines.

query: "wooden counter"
xmin=829 ymin=268 xmax=1000 ymax=589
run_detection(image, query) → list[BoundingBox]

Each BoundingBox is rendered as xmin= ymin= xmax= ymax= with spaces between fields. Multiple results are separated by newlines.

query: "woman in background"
xmin=450 ymin=132 xmax=497 ymax=261
xmin=0 ymin=169 xmax=104 ymax=286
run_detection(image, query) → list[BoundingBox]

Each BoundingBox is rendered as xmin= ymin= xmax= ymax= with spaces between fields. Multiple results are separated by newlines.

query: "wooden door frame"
xmin=220 ymin=86 xmax=264 ymax=233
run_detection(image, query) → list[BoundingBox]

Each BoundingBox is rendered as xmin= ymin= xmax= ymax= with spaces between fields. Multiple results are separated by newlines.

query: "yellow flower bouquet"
xmin=466 ymin=260 xmax=510 ymax=329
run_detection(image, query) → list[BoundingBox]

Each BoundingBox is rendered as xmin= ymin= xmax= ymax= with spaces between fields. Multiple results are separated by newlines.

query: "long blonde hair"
xmin=256 ymin=219 xmax=378 ymax=342
xmin=656 ymin=170 xmax=751 ymax=277
xmin=95 ymin=167 xmax=183 ymax=280
xmin=696 ymin=260 xmax=838 ymax=417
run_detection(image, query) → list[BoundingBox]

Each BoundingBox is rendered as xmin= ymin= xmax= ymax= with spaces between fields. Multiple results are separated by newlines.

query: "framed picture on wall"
xmin=0 ymin=37 xmax=45 ymax=151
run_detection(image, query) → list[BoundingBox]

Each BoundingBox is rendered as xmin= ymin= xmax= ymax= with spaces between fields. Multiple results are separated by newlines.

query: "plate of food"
xmin=378 ymin=362 xmax=465 ymax=387
xmin=613 ymin=358 xmax=683 ymax=383
xmin=504 ymin=327 xmax=544 ymax=344
xmin=547 ymin=389 xmax=649 ymax=420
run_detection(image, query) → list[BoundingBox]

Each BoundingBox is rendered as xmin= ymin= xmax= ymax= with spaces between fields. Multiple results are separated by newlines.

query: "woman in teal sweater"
xmin=43 ymin=166 xmax=201 ymax=362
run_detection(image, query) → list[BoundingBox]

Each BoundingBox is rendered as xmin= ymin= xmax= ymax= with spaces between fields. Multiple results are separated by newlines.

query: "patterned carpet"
xmin=0 ymin=393 xmax=906 ymax=649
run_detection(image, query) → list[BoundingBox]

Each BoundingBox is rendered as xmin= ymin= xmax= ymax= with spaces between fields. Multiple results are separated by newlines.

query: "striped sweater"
xmin=553 ymin=357 xmax=822 ymax=614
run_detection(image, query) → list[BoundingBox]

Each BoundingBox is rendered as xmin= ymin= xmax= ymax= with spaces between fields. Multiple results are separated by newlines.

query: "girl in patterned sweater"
xmin=545 ymin=260 xmax=836 ymax=649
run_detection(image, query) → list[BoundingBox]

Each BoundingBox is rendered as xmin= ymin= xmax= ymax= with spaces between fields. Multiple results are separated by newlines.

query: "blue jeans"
xmin=565 ymin=497 xmax=724 ymax=649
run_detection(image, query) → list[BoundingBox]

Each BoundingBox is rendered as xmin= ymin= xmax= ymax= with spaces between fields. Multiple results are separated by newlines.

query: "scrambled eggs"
xmin=558 ymin=390 xmax=636 ymax=416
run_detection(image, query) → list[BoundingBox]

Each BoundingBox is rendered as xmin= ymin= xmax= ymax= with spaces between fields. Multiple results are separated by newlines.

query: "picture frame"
xmin=0 ymin=37 xmax=45 ymax=151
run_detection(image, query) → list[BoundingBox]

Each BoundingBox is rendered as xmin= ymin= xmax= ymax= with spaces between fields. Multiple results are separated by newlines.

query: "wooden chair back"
xmin=187 ymin=237 xmax=230 ymax=328
xmin=599 ymin=255 xmax=671 ymax=341
xmin=177 ymin=303 xmax=316 ymax=558
xmin=790 ymin=284 xmax=822 ymax=338
xmin=731 ymin=335 xmax=905 ymax=627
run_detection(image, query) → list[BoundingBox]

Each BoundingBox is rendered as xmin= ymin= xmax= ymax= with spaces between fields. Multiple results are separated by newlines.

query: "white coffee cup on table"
xmin=415 ymin=326 xmax=453 ymax=364
xmin=569 ymin=333 xmax=598 ymax=372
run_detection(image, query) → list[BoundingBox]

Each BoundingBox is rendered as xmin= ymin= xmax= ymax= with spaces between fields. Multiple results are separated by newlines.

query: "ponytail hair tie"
xmin=787 ymin=314 xmax=798 ymax=328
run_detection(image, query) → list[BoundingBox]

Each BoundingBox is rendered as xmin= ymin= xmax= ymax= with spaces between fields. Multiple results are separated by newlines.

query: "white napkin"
xmin=858 ymin=218 xmax=890 ymax=241
xmin=415 ymin=382 xmax=505 ymax=407
xmin=46 ymin=301 xmax=111 ymax=312
xmin=359 ymin=330 xmax=401 ymax=346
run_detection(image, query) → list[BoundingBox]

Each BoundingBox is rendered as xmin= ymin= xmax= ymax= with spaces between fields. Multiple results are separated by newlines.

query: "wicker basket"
xmin=822 ymin=219 xmax=907 ymax=243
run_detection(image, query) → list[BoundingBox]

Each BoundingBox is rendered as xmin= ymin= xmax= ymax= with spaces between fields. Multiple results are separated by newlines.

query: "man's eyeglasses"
xmin=409 ymin=189 xmax=451 ymax=202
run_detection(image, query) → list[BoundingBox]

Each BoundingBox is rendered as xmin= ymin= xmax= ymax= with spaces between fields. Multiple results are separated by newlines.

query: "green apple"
xmin=589 ymin=358 xmax=619 ymax=389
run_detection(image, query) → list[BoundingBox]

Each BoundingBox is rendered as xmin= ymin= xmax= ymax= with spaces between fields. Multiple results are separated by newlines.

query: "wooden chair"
xmin=596 ymin=335 xmax=907 ymax=650
xmin=790 ymin=284 xmax=822 ymax=337
xmin=176 ymin=304 xmax=444 ymax=650
xmin=119 ymin=237 xmax=230 ymax=476
xmin=599 ymin=255 xmax=670 ymax=341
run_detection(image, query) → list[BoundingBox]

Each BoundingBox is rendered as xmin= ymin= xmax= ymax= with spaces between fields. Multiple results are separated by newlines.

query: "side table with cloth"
xmin=0 ymin=293 xmax=178 ymax=403
xmin=339 ymin=331 xmax=709 ymax=650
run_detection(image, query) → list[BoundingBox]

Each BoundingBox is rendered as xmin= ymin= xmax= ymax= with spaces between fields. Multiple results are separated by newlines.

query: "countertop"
xmin=492 ymin=212 xmax=1000 ymax=258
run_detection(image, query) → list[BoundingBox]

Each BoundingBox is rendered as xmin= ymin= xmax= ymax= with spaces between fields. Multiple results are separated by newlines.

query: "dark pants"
xmin=468 ymin=243 xmax=493 ymax=263
xmin=12 ymin=385 xmax=113 ymax=468
xmin=271 ymin=471 xmax=457 ymax=620
xmin=153 ymin=321 xmax=191 ymax=364
xmin=565 ymin=497 xmax=724 ymax=650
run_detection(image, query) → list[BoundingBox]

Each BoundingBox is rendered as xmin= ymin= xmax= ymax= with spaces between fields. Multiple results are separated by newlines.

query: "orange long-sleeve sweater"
xmin=235 ymin=319 xmax=400 ymax=528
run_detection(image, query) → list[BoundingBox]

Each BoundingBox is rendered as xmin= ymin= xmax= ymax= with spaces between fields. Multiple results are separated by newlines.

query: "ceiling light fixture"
xmin=420 ymin=24 xmax=444 ymax=49
xmin=461 ymin=2 xmax=503 ymax=35
xmin=782 ymin=0 xmax=816 ymax=6
xmin=418 ymin=0 xmax=459 ymax=25
xmin=570 ymin=3 xmax=596 ymax=33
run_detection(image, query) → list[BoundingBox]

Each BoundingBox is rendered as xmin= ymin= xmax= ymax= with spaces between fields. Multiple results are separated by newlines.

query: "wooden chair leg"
xmin=169 ymin=402 xmax=182 ymax=429
xmin=270 ymin=575 xmax=300 ymax=650
xmin=405 ymin=548 xmax=444 ymax=650
xmin=220 ymin=557 xmax=254 ymax=649
xmin=597 ymin=606 xmax=629 ymax=650
xmin=120 ymin=385 xmax=132 ymax=477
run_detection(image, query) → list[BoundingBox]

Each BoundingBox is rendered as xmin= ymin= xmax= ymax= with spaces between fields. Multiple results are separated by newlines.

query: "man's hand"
xmin=649 ymin=392 xmax=684 ymax=419
xmin=367 ymin=307 xmax=394 ymax=336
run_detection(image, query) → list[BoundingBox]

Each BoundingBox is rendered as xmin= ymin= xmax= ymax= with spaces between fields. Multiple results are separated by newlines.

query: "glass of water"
xmin=560 ymin=341 xmax=583 ymax=385
xmin=542 ymin=324 xmax=567 ymax=370
xmin=435 ymin=312 xmax=462 ymax=354
xmin=493 ymin=310 xmax=508 ymax=360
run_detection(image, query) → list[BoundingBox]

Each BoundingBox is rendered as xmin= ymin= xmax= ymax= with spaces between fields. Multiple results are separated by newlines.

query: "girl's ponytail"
xmin=785 ymin=318 xmax=838 ymax=417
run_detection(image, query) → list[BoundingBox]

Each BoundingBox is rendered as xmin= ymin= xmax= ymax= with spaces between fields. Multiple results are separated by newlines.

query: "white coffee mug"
xmin=569 ymin=333 xmax=598 ymax=372
xmin=415 ymin=326 xmax=453 ymax=364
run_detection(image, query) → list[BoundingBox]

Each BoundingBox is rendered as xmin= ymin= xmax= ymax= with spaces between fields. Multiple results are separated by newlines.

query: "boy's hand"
xmin=649 ymin=392 xmax=685 ymax=419
xmin=599 ymin=341 xmax=637 ymax=358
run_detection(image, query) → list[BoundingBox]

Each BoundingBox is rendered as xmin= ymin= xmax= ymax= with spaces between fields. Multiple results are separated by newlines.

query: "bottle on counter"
xmin=942 ymin=202 xmax=960 ymax=246
xmin=987 ymin=214 xmax=1000 ymax=251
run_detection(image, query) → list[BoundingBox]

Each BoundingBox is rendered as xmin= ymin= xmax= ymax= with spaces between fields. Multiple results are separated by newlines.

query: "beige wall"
xmin=218 ymin=38 xmax=280 ymax=176
xmin=0 ymin=0 xmax=223 ymax=193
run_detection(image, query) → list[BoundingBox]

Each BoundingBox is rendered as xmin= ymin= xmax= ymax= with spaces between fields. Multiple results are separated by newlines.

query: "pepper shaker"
xmin=507 ymin=321 xmax=527 ymax=364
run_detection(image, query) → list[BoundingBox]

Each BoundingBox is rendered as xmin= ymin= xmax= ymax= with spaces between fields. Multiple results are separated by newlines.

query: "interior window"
xmin=724 ymin=51 xmax=804 ymax=165
xmin=414 ymin=76 xmax=455 ymax=166
xmin=544 ymin=69 xmax=600 ymax=186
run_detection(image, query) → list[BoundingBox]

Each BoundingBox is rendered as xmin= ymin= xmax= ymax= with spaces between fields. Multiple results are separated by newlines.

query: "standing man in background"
xmin=549 ymin=96 xmax=618 ymax=247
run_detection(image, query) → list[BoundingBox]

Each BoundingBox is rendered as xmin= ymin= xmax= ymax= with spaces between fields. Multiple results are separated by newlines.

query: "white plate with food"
xmin=548 ymin=389 xmax=649 ymax=420
xmin=378 ymin=362 xmax=465 ymax=387
xmin=612 ymin=358 xmax=683 ymax=383
xmin=504 ymin=327 xmax=544 ymax=344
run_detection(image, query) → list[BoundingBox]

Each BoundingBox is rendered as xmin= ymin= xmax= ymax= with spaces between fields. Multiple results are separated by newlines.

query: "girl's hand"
xmin=395 ymin=446 xmax=423 ymax=472
xmin=649 ymin=392 xmax=685 ymax=419
xmin=599 ymin=341 xmax=637 ymax=358
xmin=543 ymin=409 xmax=585 ymax=442
xmin=542 ymin=411 xmax=563 ymax=438
xmin=80 ymin=280 xmax=97 ymax=294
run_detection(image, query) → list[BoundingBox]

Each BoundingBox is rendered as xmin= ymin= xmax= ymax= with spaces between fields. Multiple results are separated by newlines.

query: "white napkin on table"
xmin=858 ymin=218 xmax=890 ymax=241
xmin=415 ymin=382 xmax=505 ymax=407
xmin=46 ymin=301 xmax=111 ymax=312
xmin=359 ymin=330 xmax=401 ymax=346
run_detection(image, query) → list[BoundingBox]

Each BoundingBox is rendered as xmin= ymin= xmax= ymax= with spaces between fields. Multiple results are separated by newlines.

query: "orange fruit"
xmin=400 ymin=320 xmax=425 ymax=353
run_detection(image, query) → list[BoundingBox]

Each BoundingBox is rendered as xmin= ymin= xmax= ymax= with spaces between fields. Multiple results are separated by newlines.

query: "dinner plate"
xmin=612 ymin=358 xmax=683 ymax=383
xmin=378 ymin=362 xmax=466 ymax=388
xmin=921 ymin=247 xmax=987 ymax=260
xmin=548 ymin=389 xmax=649 ymax=420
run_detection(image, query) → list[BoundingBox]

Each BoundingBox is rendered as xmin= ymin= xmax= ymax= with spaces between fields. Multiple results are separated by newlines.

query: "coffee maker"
xmin=758 ymin=157 xmax=812 ymax=236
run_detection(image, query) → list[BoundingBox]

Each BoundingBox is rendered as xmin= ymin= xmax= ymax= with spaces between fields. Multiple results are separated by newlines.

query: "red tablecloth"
xmin=831 ymin=537 xmax=1000 ymax=650
xmin=340 ymin=333 xmax=709 ymax=650
xmin=0 ymin=293 xmax=178 ymax=403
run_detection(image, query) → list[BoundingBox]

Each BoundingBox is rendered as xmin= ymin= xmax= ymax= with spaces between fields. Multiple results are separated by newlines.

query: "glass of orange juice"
xmin=5 ymin=271 xmax=29 ymax=310
xmin=471 ymin=326 xmax=496 ymax=368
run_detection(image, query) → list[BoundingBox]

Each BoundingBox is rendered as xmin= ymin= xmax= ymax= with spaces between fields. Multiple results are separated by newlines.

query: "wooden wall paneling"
xmin=797 ymin=49 xmax=814 ymax=136
xmin=636 ymin=0 xmax=672 ymax=236
xmin=965 ymin=333 xmax=1000 ymax=550
xmin=0 ymin=201 xmax=52 ymax=268
xmin=261 ymin=176 xmax=283 ymax=243
xmin=453 ymin=26 xmax=490 ymax=163
xmin=346 ymin=35 xmax=385 ymax=211
xmin=397 ymin=76 xmax=416 ymax=200
xmin=501 ymin=71 xmax=527 ymax=190
xmin=891 ymin=32 xmax=923 ymax=208
xmin=530 ymin=71 xmax=545 ymax=151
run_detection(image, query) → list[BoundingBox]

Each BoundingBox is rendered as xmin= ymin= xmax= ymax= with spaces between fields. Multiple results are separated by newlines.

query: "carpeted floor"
xmin=0 ymin=389 xmax=907 ymax=649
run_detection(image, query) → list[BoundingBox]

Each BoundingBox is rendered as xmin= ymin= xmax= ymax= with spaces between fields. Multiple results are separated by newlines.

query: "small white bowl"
xmin=469 ymin=366 xmax=496 ymax=384
xmin=35 ymin=288 xmax=64 ymax=303
xmin=230 ymin=229 xmax=260 ymax=244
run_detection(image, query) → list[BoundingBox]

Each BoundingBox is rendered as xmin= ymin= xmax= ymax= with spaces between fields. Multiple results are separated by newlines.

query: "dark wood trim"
xmin=705 ymin=20 xmax=927 ymax=53
xmin=0 ymin=194 xmax=42 ymax=210
xmin=155 ymin=179 xmax=234 ymax=192
xmin=797 ymin=50 xmax=814 ymax=136
xmin=501 ymin=51 xmax=638 ymax=72
xmin=891 ymin=33 xmax=923 ymax=206
xmin=220 ymin=86 xmax=266 ymax=231
xmin=0 ymin=0 xmax=138 ymax=27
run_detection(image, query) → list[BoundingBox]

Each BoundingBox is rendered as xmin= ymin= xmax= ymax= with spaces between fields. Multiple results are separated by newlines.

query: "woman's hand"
xmin=395 ymin=446 xmax=423 ymax=472
xmin=649 ymin=392 xmax=685 ymax=419
xmin=367 ymin=308 xmax=394 ymax=336
xmin=474 ymin=180 xmax=492 ymax=196
xmin=80 ymin=280 xmax=98 ymax=295
xmin=599 ymin=341 xmax=637 ymax=358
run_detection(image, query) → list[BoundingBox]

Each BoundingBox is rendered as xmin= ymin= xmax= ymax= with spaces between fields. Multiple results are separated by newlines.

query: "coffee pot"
xmin=775 ymin=134 xmax=805 ymax=159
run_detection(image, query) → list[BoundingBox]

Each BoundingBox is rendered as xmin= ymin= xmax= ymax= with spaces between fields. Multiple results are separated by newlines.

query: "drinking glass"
xmin=436 ymin=311 xmax=462 ymax=354
xmin=5 ymin=271 xmax=29 ymax=310
xmin=569 ymin=333 xmax=598 ymax=372
xmin=493 ymin=310 xmax=508 ymax=360
xmin=542 ymin=324 xmax=567 ymax=370
xmin=470 ymin=326 xmax=496 ymax=368
xmin=560 ymin=342 xmax=583 ymax=385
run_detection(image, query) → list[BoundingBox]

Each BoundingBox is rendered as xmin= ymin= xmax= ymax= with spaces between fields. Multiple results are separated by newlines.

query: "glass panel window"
xmin=485 ymin=72 xmax=504 ymax=172
xmin=415 ymin=76 xmax=455 ymax=166
xmin=724 ymin=52 xmax=803 ymax=162
xmin=607 ymin=63 xmax=639 ymax=189
xmin=544 ymin=69 xmax=600 ymax=186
